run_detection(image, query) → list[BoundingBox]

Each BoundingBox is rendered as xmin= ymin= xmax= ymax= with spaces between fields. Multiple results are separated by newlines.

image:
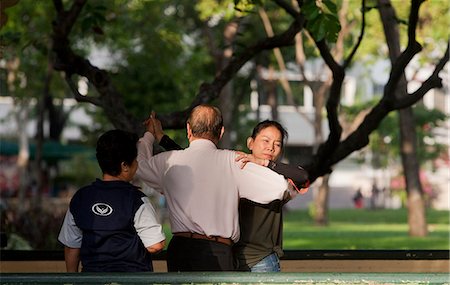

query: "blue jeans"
xmin=250 ymin=253 xmax=280 ymax=272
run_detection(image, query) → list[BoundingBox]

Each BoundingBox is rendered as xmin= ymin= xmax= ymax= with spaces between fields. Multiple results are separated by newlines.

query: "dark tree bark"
xmin=51 ymin=0 xmax=142 ymax=134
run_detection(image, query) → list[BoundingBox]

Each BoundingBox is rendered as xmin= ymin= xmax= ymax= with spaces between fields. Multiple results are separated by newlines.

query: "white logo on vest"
xmin=92 ymin=203 xmax=113 ymax=216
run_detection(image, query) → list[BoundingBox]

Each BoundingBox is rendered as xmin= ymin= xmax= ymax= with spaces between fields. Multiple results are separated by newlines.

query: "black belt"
xmin=173 ymin=232 xmax=233 ymax=246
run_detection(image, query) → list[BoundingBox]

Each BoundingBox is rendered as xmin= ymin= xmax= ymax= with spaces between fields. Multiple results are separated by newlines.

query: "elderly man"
xmin=136 ymin=104 xmax=293 ymax=271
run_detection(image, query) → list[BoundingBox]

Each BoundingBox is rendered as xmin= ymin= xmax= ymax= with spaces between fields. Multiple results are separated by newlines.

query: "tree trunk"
xmin=311 ymin=81 xmax=331 ymax=225
xmin=15 ymin=100 xmax=30 ymax=209
xmin=399 ymin=108 xmax=428 ymax=236
xmin=296 ymin=33 xmax=331 ymax=225
xmin=217 ymin=20 xmax=239 ymax=148
xmin=6 ymin=57 xmax=29 ymax=209
xmin=314 ymin=174 xmax=330 ymax=225
xmin=378 ymin=0 xmax=427 ymax=236
xmin=219 ymin=83 xmax=233 ymax=148
xmin=266 ymin=68 xmax=279 ymax=121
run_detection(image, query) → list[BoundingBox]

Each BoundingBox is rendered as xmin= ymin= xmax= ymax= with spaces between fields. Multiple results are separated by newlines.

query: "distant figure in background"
xmin=58 ymin=129 xmax=165 ymax=272
xmin=353 ymin=188 xmax=364 ymax=209
xmin=370 ymin=183 xmax=380 ymax=209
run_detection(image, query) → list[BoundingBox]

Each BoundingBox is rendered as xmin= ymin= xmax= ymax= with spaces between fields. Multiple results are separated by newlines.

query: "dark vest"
xmin=70 ymin=179 xmax=152 ymax=272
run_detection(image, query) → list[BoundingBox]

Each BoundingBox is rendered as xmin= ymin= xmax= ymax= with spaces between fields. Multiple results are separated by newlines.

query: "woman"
xmin=233 ymin=120 xmax=309 ymax=272
xmin=146 ymin=114 xmax=308 ymax=272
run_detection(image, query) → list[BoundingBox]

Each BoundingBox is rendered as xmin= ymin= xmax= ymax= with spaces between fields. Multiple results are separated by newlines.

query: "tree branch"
xmin=309 ymin=39 xmax=345 ymax=173
xmin=273 ymin=0 xmax=300 ymax=18
xmin=343 ymin=0 xmax=366 ymax=69
xmin=308 ymin=0 xmax=444 ymax=180
xmin=328 ymin=100 xmax=392 ymax=168
xmin=52 ymin=0 xmax=86 ymax=37
xmin=384 ymin=0 xmax=422 ymax=103
xmin=65 ymin=77 xmax=102 ymax=106
xmin=394 ymin=44 xmax=449 ymax=109
xmin=158 ymin=17 xmax=306 ymax=128
xmin=51 ymin=0 xmax=141 ymax=133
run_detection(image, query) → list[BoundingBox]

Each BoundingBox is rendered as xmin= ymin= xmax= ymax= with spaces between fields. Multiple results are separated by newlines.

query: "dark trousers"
xmin=167 ymin=236 xmax=234 ymax=271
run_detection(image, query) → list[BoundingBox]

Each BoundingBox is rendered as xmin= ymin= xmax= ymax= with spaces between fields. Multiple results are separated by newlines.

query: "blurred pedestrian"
xmin=353 ymin=188 xmax=363 ymax=209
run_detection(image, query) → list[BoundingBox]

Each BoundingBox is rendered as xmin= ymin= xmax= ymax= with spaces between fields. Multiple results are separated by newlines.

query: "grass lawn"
xmin=282 ymin=209 xmax=450 ymax=250
xmin=162 ymin=209 xmax=449 ymax=250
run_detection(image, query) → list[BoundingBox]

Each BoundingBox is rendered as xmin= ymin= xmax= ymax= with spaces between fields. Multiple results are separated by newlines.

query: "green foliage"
xmin=4 ymin=206 xmax=66 ymax=250
xmin=72 ymin=1 xmax=215 ymax=119
xmin=57 ymin=152 xmax=100 ymax=190
xmin=342 ymin=103 xmax=448 ymax=169
xmin=413 ymin=106 xmax=448 ymax=164
xmin=197 ymin=0 xmax=246 ymax=20
xmin=303 ymin=0 xmax=341 ymax=42
xmin=2 ymin=234 xmax=32 ymax=250
xmin=1 ymin=1 xmax=53 ymax=98
xmin=79 ymin=3 xmax=107 ymax=36
xmin=357 ymin=0 xmax=449 ymax=59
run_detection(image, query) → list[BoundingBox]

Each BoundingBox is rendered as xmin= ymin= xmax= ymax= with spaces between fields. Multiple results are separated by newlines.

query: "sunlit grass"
xmin=161 ymin=209 xmax=449 ymax=250
xmin=283 ymin=209 xmax=450 ymax=249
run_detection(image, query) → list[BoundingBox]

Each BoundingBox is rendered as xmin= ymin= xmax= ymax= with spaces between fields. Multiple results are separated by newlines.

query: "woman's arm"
xmin=268 ymin=161 xmax=309 ymax=189
xmin=159 ymin=134 xmax=182 ymax=151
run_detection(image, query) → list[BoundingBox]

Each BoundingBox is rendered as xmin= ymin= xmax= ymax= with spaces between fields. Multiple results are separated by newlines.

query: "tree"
xmin=4 ymin=0 xmax=447 ymax=236
xmin=378 ymin=0 xmax=426 ymax=236
xmin=51 ymin=1 xmax=447 ymax=181
xmin=1 ymin=0 xmax=88 ymax=206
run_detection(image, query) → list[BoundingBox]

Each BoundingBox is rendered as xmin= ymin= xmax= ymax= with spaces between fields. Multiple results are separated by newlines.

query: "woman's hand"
xmin=235 ymin=151 xmax=269 ymax=169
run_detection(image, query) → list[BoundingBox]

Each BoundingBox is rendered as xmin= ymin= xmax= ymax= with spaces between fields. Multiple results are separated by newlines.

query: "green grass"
xmin=283 ymin=209 xmax=450 ymax=249
xmin=162 ymin=209 xmax=449 ymax=250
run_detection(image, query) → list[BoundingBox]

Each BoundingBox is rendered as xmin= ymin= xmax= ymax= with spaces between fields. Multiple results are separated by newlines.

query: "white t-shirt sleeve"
xmin=134 ymin=197 xmax=166 ymax=248
xmin=58 ymin=209 xmax=82 ymax=248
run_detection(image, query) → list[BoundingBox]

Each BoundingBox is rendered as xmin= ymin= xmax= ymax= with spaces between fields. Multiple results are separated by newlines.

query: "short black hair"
xmin=96 ymin=129 xmax=138 ymax=176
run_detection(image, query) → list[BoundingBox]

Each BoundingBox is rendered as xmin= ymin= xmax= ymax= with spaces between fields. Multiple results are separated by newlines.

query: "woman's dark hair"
xmin=96 ymin=129 xmax=139 ymax=176
xmin=251 ymin=120 xmax=288 ymax=147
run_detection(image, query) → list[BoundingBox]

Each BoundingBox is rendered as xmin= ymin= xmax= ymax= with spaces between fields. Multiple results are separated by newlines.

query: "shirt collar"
xmin=189 ymin=139 xmax=217 ymax=150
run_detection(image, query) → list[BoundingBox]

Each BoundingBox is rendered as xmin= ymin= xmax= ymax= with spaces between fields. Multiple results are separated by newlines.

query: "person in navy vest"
xmin=58 ymin=129 xmax=165 ymax=272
